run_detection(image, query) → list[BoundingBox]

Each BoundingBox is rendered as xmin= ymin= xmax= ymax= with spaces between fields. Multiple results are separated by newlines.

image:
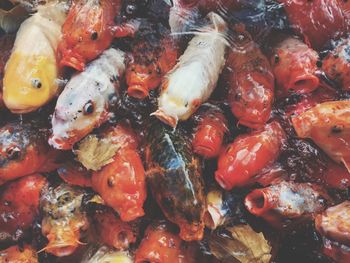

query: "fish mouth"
xmin=244 ymin=189 xmax=271 ymax=216
xmin=59 ymin=51 xmax=86 ymax=72
xmin=48 ymin=135 xmax=76 ymax=150
xmin=288 ymin=73 xmax=319 ymax=94
xmin=3 ymin=99 xmax=39 ymax=114
xmin=127 ymin=85 xmax=149 ymax=99
xmin=193 ymin=145 xmax=218 ymax=158
xmin=151 ymin=109 xmax=178 ymax=128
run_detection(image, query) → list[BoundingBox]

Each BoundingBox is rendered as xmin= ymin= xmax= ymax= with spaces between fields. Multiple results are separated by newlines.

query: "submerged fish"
xmin=3 ymin=2 xmax=66 ymax=113
xmin=0 ymin=245 xmax=38 ymax=263
xmin=40 ymin=184 xmax=89 ymax=257
xmin=81 ymin=245 xmax=133 ymax=263
xmin=270 ymin=36 xmax=320 ymax=97
xmin=126 ymin=21 xmax=178 ymax=99
xmin=226 ymin=24 xmax=275 ymax=128
xmin=0 ymin=174 xmax=47 ymax=242
xmin=292 ymin=101 xmax=350 ymax=172
xmin=0 ymin=120 xmax=59 ymax=185
xmin=152 ymin=12 xmax=228 ymax=127
xmin=58 ymin=0 xmax=126 ymax=71
xmin=91 ymin=123 xmax=147 ymax=222
xmin=245 ymin=181 xmax=329 ymax=227
xmin=146 ymin=121 xmax=206 ymax=241
xmin=49 ymin=48 xmax=125 ymax=150
xmin=135 ymin=221 xmax=186 ymax=263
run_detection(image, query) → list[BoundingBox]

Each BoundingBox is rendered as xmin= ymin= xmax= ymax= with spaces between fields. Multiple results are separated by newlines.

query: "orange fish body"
xmin=271 ymin=37 xmax=320 ymax=97
xmin=58 ymin=0 xmax=122 ymax=71
xmin=127 ymin=28 xmax=178 ymax=99
xmin=0 ymin=121 xmax=59 ymax=185
xmin=0 ymin=174 xmax=47 ymax=242
xmin=135 ymin=221 xmax=186 ymax=263
xmin=227 ymin=25 xmax=274 ymax=129
xmin=92 ymin=123 xmax=146 ymax=222
xmin=0 ymin=245 xmax=38 ymax=263
xmin=192 ymin=104 xmax=228 ymax=159
xmin=277 ymin=0 xmax=347 ymax=50
xmin=215 ymin=122 xmax=286 ymax=190
xmin=93 ymin=210 xmax=137 ymax=250
xmin=292 ymin=101 xmax=350 ymax=172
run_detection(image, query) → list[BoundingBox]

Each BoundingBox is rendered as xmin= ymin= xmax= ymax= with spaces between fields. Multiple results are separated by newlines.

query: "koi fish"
xmin=58 ymin=0 xmax=125 ymax=71
xmin=322 ymin=37 xmax=350 ymax=91
xmin=0 ymin=174 xmax=47 ymax=242
xmin=0 ymin=120 xmax=59 ymax=185
xmin=315 ymin=201 xmax=350 ymax=263
xmin=277 ymin=0 xmax=347 ymax=50
xmin=292 ymin=101 xmax=350 ymax=172
xmin=227 ymin=24 xmax=274 ymax=128
xmin=40 ymin=184 xmax=89 ymax=257
xmin=135 ymin=221 xmax=186 ymax=263
xmin=152 ymin=12 xmax=228 ymax=127
xmin=81 ymin=245 xmax=133 ymax=263
xmin=0 ymin=245 xmax=38 ymax=263
xmin=215 ymin=121 xmax=286 ymax=190
xmin=91 ymin=123 xmax=146 ymax=222
xmin=245 ymin=181 xmax=329 ymax=227
xmin=270 ymin=36 xmax=320 ymax=97
xmin=49 ymin=48 xmax=125 ymax=150
xmin=126 ymin=22 xmax=178 ymax=99
xmin=3 ymin=2 xmax=67 ymax=113
xmin=191 ymin=103 xmax=228 ymax=158
xmin=146 ymin=121 xmax=206 ymax=241
xmin=204 ymin=188 xmax=244 ymax=229
xmin=93 ymin=210 xmax=137 ymax=250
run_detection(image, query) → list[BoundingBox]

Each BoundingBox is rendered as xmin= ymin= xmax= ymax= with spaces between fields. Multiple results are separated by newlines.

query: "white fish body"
xmin=49 ymin=48 xmax=125 ymax=150
xmin=153 ymin=12 xmax=228 ymax=127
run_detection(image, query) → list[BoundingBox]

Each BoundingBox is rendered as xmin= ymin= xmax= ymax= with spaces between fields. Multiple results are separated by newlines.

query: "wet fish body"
xmin=50 ymin=48 xmax=125 ymax=150
xmin=3 ymin=2 xmax=66 ymax=113
xmin=146 ymin=121 xmax=206 ymax=241
xmin=153 ymin=12 xmax=228 ymax=127
xmin=0 ymin=120 xmax=59 ymax=185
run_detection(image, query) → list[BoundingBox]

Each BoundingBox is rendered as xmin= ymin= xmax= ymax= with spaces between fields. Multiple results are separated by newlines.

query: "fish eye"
xmin=83 ymin=100 xmax=94 ymax=115
xmin=6 ymin=146 xmax=20 ymax=160
xmin=126 ymin=4 xmax=137 ymax=15
xmin=31 ymin=78 xmax=42 ymax=89
xmin=91 ymin=31 xmax=98 ymax=40
xmin=156 ymin=66 xmax=161 ymax=75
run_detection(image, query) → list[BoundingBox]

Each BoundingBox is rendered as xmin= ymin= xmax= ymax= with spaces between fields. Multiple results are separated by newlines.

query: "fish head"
xmin=49 ymin=78 xmax=113 ymax=150
xmin=58 ymin=0 xmax=115 ymax=71
xmin=0 ymin=122 xmax=48 ymax=182
xmin=126 ymin=61 xmax=161 ymax=99
xmin=3 ymin=52 xmax=58 ymax=113
xmin=153 ymin=80 xmax=201 ymax=127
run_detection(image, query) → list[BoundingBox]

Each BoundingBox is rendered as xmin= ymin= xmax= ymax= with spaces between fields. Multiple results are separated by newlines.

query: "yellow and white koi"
xmin=3 ymin=2 xmax=66 ymax=113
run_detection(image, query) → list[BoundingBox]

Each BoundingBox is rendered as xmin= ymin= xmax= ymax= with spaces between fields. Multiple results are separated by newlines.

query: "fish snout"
xmin=59 ymin=49 xmax=86 ymax=72
xmin=127 ymin=84 xmax=149 ymax=99
xmin=48 ymin=135 xmax=74 ymax=150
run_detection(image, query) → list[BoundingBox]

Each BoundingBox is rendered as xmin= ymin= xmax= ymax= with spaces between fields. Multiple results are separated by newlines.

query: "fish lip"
xmin=151 ymin=109 xmax=178 ymax=128
xmin=288 ymin=73 xmax=320 ymax=94
xmin=59 ymin=52 xmax=86 ymax=71
xmin=193 ymin=145 xmax=217 ymax=158
xmin=48 ymin=135 xmax=75 ymax=150
xmin=3 ymin=101 xmax=39 ymax=114
xmin=127 ymin=84 xmax=149 ymax=99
